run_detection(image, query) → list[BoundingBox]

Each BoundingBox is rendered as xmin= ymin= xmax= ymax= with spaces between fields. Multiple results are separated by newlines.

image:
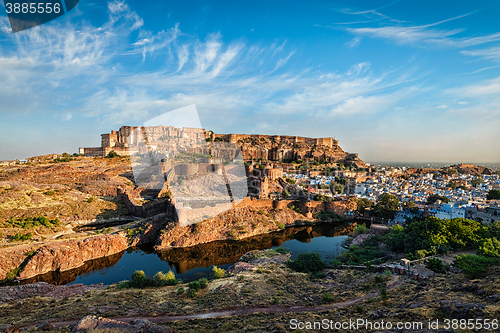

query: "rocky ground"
xmin=0 ymin=248 xmax=498 ymax=332
xmin=0 ymin=156 xmax=134 ymax=246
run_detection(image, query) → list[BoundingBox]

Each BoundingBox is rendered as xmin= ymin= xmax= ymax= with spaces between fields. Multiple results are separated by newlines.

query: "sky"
xmin=0 ymin=0 xmax=499 ymax=164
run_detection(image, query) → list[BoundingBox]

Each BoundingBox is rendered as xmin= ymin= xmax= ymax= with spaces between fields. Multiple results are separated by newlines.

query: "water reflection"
xmin=21 ymin=222 xmax=355 ymax=285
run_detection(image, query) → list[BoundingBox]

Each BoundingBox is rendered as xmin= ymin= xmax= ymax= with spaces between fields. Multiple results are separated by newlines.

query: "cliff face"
xmin=155 ymin=206 xmax=304 ymax=250
xmin=18 ymin=234 xmax=129 ymax=280
xmin=0 ymin=247 xmax=35 ymax=281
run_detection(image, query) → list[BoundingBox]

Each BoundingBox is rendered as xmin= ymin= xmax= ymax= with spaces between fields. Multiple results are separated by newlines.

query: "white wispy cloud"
xmin=452 ymin=76 xmax=500 ymax=96
xmin=342 ymin=11 xmax=500 ymax=48
xmin=462 ymin=47 xmax=500 ymax=62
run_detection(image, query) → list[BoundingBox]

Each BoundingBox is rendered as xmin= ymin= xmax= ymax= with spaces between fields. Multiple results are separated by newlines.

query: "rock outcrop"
xmin=155 ymin=206 xmax=339 ymax=250
xmin=0 ymin=245 xmax=38 ymax=281
xmin=71 ymin=315 xmax=177 ymax=333
xmin=18 ymin=234 xmax=129 ymax=279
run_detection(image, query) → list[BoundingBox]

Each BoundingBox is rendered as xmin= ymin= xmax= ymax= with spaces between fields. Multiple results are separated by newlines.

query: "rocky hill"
xmin=217 ymin=134 xmax=367 ymax=168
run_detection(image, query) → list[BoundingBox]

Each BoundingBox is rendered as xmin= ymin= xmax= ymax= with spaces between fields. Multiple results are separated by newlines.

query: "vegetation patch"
xmin=212 ymin=265 xmax=226 ymax=279
xmin=336 ymin=235 xmax=385 ymax=265
xmin=312 ymin=211 xmax=345 ymax=222
xmin=12 ymin=232 xmax=32 ymax=241
xmin=454 ymin=254 xmax=500 ymax=279
xmin=1 ymin=216 xmax=60 ymax=229
xmin=117 ymin=270 xmax=180 ymax=289
xmin=385 ymin=217 xmax=487 ymax=255
xmin=287 ymin=252 xmax=325 ymax=273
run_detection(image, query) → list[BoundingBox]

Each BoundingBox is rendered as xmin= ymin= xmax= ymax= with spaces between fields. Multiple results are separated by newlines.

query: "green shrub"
xmin=277 ymin=247 xmax=291 ymax=255
xmin=199 ymin=278 xmax=208 ymax=289
xmin=271 ymin=296 xmax=280 ymax=304
xmin=354 ymin=223 xmax=369 ymax=234
xmin=355 ymin=305 xmax=365 ymax=313
xmin=424 ymin=257 xmax=445 ymax=274
xmin=176 ymin=287 xmax=185 ymax=295
xmin=154 ymin=270 xmax=178 ymax=286
xmin=287 ymin=252 xmax=325 ymax=273
xmin=12 ymin=232 xmax=32 ymax=241
xmin=336 ymin=236 xmax=385 ymax=265
xmin=322 ymin=292 xmax=334 ymax=303
xmin=478 ymin=237 xmax=500 ymax=257
xmin=312 ymin=271 xmax=327 ymax=279
xmin=212 ymin=265 xmax=225 ymax=279
xmin=3 ymin=267 xmax=21 ymax=282
xmin=44 ymin=190 xmax=56 ymax=196
xmin=3 ymin=216 xmax=60 ymax=229
xmin=329 ymin=259 xmax=342 ymax=267
xmin=106 ymin=151 xmax=119 ymax=158
xmin=87 ymin=197 xmax=95 ymax=203
xmin=454 ymin=254 xmax=500 ymax=279
xmin=130 ymin=270 xmax=147 ymax=288
xmin=116 ymin=280 xmax=130 ymax=289
xmin=187 ymin=289 xmax=197 ymax=298
xmin=275 ymin=222 xmax=285 ymax=230
xmin=312 ymin=211 xmax=345 ymax=222
xmin=380 ymin=287 xmax=388 ymax=301
xmin=416 ymin=249 xmax=431 ymax=259
xmin=189 ymin=281 xmax=201 ymax=292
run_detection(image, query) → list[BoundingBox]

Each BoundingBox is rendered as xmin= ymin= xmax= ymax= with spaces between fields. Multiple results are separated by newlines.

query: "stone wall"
xmin=117 ymin=188 xmax=175 ymax=218
xmin=212 ymin=133 xmax=337 ymax=147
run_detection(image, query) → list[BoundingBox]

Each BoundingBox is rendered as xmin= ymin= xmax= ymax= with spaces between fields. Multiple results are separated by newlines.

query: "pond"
xmin=21 ymin=222 xmax=355 ymax=286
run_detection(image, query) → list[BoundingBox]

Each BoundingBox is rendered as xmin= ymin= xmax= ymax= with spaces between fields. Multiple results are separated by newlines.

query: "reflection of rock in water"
xmin=156 ymin=223 xmax=354 ymax=274
xmin=17 ymin=222 xmax=355 ymax=285
xmin=19 ymin=251 xmax=125 ymax=285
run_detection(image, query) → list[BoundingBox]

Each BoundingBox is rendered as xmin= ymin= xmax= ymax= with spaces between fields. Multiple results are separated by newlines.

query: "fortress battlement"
xmin=79 ymin=126 xmax=365 ymax=168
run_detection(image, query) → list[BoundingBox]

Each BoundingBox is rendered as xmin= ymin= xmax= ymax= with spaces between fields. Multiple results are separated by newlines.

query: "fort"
xmin=79 ymin=126 xmax=366 ymax=168
xmin=79 ymin=126 xmax=368 ymax=225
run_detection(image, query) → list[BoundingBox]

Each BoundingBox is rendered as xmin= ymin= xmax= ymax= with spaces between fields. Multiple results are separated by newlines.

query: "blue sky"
xmin=0 ymin=0 xmax=499 ymax=163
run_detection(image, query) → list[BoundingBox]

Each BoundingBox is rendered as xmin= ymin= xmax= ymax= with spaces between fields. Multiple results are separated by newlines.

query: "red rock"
xmin=18 ymin=234 xmax=129 ymax=279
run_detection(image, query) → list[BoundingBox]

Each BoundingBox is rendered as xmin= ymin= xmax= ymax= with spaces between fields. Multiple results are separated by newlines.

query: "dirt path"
xmin=23 ymin=276 xmax=405 ymax=329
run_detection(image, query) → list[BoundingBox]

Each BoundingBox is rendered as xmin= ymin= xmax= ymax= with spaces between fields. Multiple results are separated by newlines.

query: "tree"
xmin=385 ymin=217 xmax=487 ymax=255
xmin=471 ymin=177 xmax=483 ymax=187
xmin=478 ymin=238 xmax=500 ymax=258
xmin=374 ymin=194 xmax=400 ymax=219
xmin=334 ymin=184 xmax=344 ymax=194
xmin=353 ymin=198 xmax=374 ymax=214
xmin=447 ymin=180 xmax=457 ymax=190
xmin=486 ymin=189 xmax=500 ymax=200
xmin=403 ymin=201 xmax=419 ymax=214
xmin=427 ymin=194 xmax=450 ymax=205
xmin=287 ymin=253 xmax=325 ymax=273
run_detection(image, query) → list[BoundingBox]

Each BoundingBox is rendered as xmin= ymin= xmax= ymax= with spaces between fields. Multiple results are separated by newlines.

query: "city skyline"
xmin=1 ymin=0 xmax=500 ymax=163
